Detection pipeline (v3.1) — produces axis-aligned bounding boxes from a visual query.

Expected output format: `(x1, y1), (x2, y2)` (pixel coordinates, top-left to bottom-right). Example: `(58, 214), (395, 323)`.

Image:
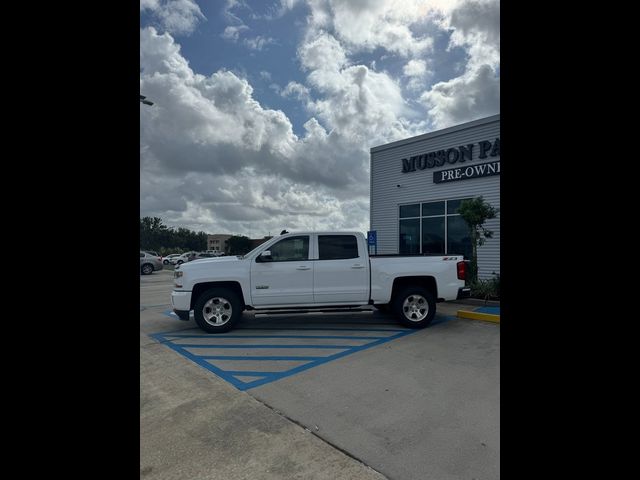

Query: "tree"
(227, 235), (252, 255)
(140, 217), (207, 252)
(140, 216), (169, 251)
(458, 197), (499, 283)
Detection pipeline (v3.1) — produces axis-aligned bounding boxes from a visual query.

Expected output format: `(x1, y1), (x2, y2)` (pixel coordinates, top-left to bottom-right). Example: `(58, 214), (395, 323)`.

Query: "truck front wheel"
(392, 287), (436, 328)
(193, 287), (242, 333)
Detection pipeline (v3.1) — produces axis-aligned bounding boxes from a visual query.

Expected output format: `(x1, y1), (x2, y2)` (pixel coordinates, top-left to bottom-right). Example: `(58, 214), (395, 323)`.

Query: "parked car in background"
(163, 254), (181, 265)
(195, 252), (217, 260)
(173, 251), (197, 265)
(204, 250), (225, 256)
(140, 251), (164, 275)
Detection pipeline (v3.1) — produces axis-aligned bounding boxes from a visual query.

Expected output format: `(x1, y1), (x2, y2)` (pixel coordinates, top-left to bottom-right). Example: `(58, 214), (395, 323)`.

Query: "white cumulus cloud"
(242, 35), (277, 51)
(141, 0), (206, 36)
(140, 0), (500, 236)
(304, 0), (443, 57)
(403, 58), (428, 91)
(419, 0), (499, 128)
(221, 25), (249, 42)
(419, 63), (499, 128)
(140, 27), (384, 236)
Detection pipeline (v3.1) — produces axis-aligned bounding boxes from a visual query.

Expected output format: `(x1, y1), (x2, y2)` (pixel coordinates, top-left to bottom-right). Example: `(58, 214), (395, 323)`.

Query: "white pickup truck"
(171, 231), (470, 333)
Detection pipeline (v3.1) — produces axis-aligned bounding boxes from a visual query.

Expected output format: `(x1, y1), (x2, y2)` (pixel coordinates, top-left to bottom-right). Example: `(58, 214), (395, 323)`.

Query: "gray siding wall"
(370, 115), (500, 280)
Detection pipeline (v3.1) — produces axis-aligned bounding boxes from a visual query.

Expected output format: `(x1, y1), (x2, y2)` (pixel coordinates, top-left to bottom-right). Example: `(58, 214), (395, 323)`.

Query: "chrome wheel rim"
(402, 294), (429, 322)
(142, 265), (152, 274)
(202, 297), (233, 326)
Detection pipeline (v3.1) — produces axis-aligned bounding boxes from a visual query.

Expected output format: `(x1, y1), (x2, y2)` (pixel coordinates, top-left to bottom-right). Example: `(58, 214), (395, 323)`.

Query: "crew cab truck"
(171, 231), (469, 333)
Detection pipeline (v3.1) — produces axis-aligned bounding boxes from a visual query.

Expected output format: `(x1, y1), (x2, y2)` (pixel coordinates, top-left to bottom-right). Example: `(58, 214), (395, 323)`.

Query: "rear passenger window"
(318, 235), (359, 260)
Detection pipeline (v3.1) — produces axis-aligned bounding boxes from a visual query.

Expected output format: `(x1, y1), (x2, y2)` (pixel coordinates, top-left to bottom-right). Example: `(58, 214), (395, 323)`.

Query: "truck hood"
(177, 255), (242, 276)
(175, 255), (248, 290)
(187, 256), (240, 266)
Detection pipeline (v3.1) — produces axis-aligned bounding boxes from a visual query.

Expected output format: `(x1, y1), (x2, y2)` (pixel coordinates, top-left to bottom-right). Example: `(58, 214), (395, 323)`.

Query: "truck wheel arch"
(190, 281), (246, 311)
(391, 276), (438, 301)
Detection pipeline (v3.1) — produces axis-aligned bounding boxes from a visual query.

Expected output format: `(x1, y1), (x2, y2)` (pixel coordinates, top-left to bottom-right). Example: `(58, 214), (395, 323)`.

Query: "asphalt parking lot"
(141, 270), (500, 480)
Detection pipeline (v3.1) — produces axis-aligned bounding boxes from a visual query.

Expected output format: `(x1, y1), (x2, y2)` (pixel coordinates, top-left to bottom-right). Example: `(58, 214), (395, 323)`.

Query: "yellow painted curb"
(457, 310), (500, 323)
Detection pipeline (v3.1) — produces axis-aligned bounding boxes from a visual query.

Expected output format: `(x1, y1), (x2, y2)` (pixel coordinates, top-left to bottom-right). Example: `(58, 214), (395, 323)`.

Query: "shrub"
(469, 273), (500, 302)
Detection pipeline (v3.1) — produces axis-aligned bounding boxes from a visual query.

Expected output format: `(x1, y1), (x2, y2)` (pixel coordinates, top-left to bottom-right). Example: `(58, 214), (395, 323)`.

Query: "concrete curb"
(457, 309), (500, 323)
(451, 298), (500, 307)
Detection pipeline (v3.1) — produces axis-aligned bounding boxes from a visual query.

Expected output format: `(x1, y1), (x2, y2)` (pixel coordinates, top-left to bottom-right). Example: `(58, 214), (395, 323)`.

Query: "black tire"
(374, 304), (390, 313)
(193, 287), (242, 334)
(141, 263), (154, 275)
(391, 286), (436, 328)
(177, 260), (184, 265)
(163, 259), (170, 265)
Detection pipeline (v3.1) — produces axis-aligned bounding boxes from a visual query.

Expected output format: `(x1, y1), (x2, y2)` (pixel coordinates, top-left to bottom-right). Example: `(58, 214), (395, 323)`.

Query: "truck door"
(313, 234), (369, 303)
(250, 235), (313, 306)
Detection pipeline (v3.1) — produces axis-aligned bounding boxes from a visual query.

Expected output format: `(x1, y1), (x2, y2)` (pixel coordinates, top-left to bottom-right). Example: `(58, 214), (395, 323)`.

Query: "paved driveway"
(142, 270), (500, 480)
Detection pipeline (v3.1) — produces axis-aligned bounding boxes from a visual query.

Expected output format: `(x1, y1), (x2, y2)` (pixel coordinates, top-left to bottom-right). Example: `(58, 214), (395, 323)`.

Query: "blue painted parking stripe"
(157, 316), (407, 337)
(152, 337), (250, 389)
(475, 306), (500, 315)
(430, 315), (456, 326)
(178, 344), (354, 349)
(221, 370), (292, 376)
(166, 334), (388, 340)
(234, 330), (417, 390)
(198, 356), (324, 361)
(150, 326), (420, 391)
(239, 327), (407, 332)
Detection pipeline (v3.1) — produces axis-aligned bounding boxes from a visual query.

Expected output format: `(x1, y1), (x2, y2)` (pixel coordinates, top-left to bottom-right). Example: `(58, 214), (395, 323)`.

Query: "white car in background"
(172, 252), (197, 265)
(163, 254), (181, 265)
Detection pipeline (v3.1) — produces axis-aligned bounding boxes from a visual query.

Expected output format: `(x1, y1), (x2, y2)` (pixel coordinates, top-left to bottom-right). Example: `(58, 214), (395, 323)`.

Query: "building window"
(399, 199), (472, 259)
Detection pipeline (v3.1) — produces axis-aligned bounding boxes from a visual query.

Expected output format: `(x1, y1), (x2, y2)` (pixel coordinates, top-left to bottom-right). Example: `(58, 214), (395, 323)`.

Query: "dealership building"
(370, 114), (500, 279)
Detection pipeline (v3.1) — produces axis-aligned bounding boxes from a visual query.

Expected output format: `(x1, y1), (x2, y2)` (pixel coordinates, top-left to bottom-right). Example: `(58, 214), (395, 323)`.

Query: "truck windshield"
(240, 242), (271, 259)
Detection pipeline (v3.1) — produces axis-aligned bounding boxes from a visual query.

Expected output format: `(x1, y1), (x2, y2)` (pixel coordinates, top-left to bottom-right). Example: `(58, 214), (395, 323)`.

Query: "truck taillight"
(457, 261), (466, 280)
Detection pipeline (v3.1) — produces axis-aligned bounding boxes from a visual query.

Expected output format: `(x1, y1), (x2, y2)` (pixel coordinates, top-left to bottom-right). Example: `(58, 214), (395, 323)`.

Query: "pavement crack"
(248, 396), (390, 479)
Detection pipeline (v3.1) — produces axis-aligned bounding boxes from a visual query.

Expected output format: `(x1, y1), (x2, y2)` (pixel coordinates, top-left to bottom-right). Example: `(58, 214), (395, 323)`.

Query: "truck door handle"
(351, 264), (364, 269)
(296, 265), (311, 270)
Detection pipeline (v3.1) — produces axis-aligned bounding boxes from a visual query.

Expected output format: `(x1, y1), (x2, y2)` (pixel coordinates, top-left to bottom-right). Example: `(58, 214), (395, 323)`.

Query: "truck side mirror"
(258, 250), (273, 262)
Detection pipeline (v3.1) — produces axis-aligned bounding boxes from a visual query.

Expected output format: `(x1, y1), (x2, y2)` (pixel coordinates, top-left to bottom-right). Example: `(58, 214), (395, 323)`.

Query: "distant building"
(207, 234), (232, 253)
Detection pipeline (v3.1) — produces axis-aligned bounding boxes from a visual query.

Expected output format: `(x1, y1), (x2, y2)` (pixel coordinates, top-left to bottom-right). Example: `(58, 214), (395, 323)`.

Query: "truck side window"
(318, 235), (359, 260)
(269, 236), (309, 261)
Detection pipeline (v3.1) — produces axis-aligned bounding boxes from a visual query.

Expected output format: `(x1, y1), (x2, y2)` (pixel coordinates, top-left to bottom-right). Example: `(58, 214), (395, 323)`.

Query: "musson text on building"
(401, 137), (500, 184)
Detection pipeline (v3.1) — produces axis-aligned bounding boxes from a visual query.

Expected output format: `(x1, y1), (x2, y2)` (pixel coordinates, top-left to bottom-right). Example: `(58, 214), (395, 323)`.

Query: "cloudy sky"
(140, 0), (499, 237)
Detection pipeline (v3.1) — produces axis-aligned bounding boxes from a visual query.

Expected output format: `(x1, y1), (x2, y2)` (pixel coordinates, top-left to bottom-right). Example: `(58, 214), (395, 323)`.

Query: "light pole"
(140, 94), (154, 106)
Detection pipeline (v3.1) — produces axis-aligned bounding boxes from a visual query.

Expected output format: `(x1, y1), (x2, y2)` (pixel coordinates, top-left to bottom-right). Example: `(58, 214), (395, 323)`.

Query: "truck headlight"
(174, 270), (183, 287)
(174, 271), (183, 278)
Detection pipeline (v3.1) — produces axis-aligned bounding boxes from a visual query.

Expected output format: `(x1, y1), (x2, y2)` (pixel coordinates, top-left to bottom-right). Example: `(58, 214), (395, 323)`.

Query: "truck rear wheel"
(193, 287), (242, 334)
(392, 287), (436, 328)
